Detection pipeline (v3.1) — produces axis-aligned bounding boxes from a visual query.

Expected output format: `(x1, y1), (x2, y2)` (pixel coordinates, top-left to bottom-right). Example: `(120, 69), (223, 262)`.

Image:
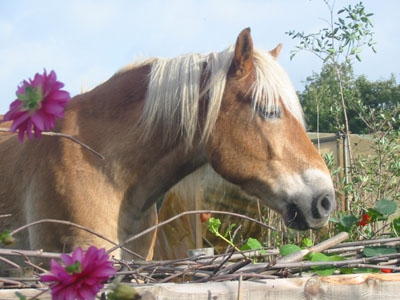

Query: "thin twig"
(40, 131), (105, 160)
(9, 218), (145, 259)
(2, 226), (400, 291)
(225, 259), (252, 275)
(272, 252), (400, 270)
(213, 250), (237, 277)
(0, 277), (26, 287)
(0, 127), (104, 160)
(0, 255), (22, 269)
(24, 287), (51, 300)
(331, 237), (400, 248)
(24, 259), (48, 273)
(0, 248), (61, 260)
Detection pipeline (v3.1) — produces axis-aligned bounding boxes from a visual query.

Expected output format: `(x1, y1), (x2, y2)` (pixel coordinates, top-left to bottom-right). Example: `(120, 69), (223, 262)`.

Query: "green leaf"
(340, 214), (358, 229)
(240, 238), (266, 255)
(108, 283), (140, 300)
(354, 267), (380, 273)
(363, 246), (397, 257)
(0, 230), (15, 246)
(329, 216), (340, 224)
(339, 267), (354, 274)
(328, 48), (336, 54)
(15, 292), (27, 300)
(375, 199), (398, 216)
(301, 238), (313, 248)
(279, 244), (301, 256)
(391, 217), (400, 236)
(366, 208), (384, 222)
(207, 217), (221, 235)
(207, 217), (241, 251)
(224, 223), (236, 239)
(310, 253), (335, 276)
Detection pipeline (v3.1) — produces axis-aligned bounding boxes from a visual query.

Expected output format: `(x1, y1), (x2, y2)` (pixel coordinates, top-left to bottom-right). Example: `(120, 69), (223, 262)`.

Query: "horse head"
(206, 28), (336, 230)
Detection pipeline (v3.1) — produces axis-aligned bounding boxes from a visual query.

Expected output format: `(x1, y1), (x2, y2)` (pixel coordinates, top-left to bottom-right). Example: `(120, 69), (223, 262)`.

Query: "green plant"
(0, 230), (15, 246)
(279, 240), (346, 276)
(207, 217), (265, 254)
(287, 0), (375, 144)
(330, 199), (398, 240)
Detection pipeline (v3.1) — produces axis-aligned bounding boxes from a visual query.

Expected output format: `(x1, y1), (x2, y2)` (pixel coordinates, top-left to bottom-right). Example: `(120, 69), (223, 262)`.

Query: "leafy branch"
(286, 0), (377, 209)
(207, 217), (242, 252)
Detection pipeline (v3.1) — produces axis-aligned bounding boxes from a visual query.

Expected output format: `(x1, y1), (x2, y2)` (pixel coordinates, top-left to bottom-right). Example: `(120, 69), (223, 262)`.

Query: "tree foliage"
(287, 1), (375, 64)
(287, 0), (376, 137)
(299, 63), (356, 132)
(300, 66), (400, 134)
(287, 0), (400, 230)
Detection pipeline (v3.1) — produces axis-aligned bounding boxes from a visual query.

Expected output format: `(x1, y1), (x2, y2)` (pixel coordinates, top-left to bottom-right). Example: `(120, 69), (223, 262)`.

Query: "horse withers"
(0, 28), (335, 263)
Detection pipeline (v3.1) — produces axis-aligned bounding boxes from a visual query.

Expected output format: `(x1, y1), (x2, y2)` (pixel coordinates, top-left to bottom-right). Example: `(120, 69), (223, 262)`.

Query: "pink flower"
(41, 246), (116, 300)
(1, 69), (70, 142)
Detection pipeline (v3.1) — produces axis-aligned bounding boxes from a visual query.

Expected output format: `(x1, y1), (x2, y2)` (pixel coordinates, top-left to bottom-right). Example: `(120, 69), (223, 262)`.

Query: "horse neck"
(58, 66), (208, 212)
(123, 142), (208, 213)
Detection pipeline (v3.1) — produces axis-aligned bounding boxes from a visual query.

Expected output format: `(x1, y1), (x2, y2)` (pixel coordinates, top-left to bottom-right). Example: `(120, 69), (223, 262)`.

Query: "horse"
(0, 28), (335, 263)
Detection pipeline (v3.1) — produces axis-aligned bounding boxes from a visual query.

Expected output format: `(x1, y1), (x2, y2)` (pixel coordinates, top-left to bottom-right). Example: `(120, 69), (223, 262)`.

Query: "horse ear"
(230, 28), (254, 77)
(270, 43), (283, 59)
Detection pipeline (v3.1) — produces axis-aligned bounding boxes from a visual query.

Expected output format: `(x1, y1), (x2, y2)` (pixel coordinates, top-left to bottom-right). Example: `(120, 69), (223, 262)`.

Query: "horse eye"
(257, 106), (281, 119)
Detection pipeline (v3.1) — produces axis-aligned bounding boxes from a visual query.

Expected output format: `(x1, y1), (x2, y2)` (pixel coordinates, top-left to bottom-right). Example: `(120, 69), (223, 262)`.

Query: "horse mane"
(136, 46), (304, 147)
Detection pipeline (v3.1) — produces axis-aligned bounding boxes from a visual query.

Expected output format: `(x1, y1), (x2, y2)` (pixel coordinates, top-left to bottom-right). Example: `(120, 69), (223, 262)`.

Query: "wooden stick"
(274, 232), (349, 264)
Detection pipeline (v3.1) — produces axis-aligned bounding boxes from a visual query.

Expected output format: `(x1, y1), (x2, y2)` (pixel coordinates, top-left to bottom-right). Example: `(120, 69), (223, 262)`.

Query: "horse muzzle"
(283, 191), (336, 230)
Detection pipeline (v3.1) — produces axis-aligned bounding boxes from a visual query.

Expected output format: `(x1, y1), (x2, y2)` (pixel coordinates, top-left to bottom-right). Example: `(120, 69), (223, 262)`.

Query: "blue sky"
(0, 0), (399, 113)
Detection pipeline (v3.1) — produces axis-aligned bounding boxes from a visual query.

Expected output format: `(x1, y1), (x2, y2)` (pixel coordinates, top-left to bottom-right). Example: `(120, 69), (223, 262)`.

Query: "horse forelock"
(137, 45), (304, 148)
(251, 48), (305, 128)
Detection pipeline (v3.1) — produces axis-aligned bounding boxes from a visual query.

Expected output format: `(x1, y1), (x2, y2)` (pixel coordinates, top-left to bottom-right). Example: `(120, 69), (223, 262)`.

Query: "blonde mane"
(137, 46), (304, 147)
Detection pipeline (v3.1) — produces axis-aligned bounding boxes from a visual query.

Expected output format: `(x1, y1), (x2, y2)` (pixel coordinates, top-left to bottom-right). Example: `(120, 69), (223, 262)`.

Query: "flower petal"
(43, 102), (65, 116)
(41, 246), (114, 300)
(30, 112), (46, 131)
(5, 70), (71, 142)
(9, 112), (30, 133)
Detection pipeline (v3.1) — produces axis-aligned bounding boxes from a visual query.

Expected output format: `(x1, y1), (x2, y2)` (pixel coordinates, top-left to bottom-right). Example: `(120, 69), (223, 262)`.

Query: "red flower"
(381, 268), (392, 273)
(358, 213), (371, 226)
(41, 246), (116, 300)
(1, 69), (70, 142)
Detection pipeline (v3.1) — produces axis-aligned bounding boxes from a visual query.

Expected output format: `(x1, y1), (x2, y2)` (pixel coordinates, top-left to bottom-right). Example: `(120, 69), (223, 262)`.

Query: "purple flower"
(41, 246), (116, 300)
(1, 69), (70, 142)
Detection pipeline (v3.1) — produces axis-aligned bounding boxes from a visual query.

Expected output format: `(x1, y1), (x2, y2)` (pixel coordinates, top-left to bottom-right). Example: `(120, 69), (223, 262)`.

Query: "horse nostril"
(321, 196), (331, 212)
(311, 195), (332, 219)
